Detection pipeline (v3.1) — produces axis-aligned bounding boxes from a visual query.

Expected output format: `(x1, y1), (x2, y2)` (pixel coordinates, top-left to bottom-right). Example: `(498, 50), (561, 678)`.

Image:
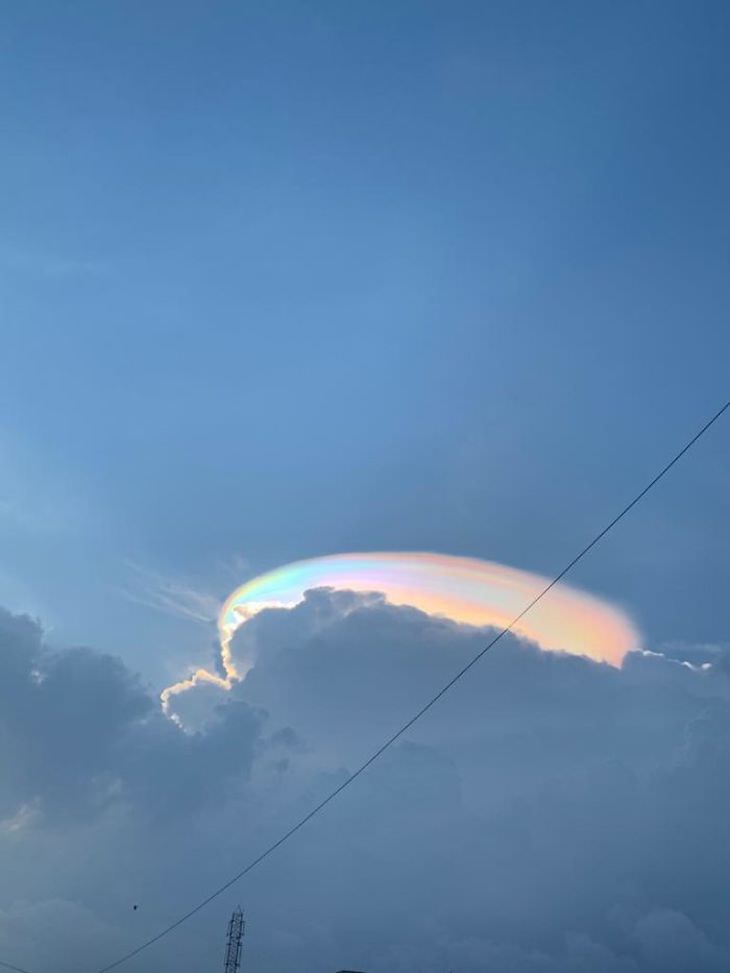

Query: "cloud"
(119, 562), (222, 626)
(1, 594), (730, 973)
(161, 552), (640, 720)
(0, 899), (125, 973)
(0, 607), (264, 826)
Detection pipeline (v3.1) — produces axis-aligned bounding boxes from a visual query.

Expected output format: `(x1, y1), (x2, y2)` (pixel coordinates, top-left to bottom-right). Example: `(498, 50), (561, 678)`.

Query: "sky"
(0, 2), (729, 972)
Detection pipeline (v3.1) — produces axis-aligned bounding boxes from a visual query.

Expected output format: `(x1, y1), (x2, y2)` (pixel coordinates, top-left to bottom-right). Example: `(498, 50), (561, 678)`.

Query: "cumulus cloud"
(0, 606), (264, 826)
(1, 594), (730, 973)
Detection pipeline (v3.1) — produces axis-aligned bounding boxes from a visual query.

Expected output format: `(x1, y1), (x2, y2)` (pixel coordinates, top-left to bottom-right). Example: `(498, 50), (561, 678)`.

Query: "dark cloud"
(1, 594), (730, 973)
(0, 607), (265, 826)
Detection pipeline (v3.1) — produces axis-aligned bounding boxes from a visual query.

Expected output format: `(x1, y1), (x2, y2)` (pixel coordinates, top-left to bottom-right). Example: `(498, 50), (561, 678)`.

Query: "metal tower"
(223, 908), (245, 973)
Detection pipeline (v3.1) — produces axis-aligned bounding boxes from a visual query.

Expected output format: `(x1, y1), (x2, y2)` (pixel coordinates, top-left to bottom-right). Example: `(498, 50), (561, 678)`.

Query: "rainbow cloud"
(160, 552), (639, 712)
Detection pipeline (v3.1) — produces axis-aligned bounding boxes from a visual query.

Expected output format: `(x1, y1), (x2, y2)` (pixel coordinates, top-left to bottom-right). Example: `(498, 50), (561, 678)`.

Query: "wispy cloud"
(0, 801), (39, 835)
(118, 562), (221, 625)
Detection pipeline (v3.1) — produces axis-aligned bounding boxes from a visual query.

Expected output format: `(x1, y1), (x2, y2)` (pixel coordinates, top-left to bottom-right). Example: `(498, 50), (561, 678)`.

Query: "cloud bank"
(1, 594), (729, 973)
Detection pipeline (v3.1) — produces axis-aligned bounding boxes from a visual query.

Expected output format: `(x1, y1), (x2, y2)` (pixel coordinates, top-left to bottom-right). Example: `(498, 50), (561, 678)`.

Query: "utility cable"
(95, 397), (729, 972)
(2, 399), (728, 973)
(0, 959), (35, 973)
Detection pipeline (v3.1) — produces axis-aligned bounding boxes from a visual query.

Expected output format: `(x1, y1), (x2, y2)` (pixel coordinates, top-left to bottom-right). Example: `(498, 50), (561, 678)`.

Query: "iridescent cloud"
(161, 552), (639, 713)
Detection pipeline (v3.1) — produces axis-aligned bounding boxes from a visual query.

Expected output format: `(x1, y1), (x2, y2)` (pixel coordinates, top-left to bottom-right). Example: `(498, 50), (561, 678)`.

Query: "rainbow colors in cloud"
(161, 552), (639, 712)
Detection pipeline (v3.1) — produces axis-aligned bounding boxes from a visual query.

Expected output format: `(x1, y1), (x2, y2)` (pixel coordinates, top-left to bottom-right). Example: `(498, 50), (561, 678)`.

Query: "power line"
(93, 397), (729, 973)
(1, 399), (728, 973)
(0, 960), (35, 973)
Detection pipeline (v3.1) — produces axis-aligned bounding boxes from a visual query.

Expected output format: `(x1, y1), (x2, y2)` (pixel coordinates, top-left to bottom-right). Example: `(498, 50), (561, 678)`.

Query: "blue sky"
(1, 4), (730, 972)
(2, 1), (728, 683)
